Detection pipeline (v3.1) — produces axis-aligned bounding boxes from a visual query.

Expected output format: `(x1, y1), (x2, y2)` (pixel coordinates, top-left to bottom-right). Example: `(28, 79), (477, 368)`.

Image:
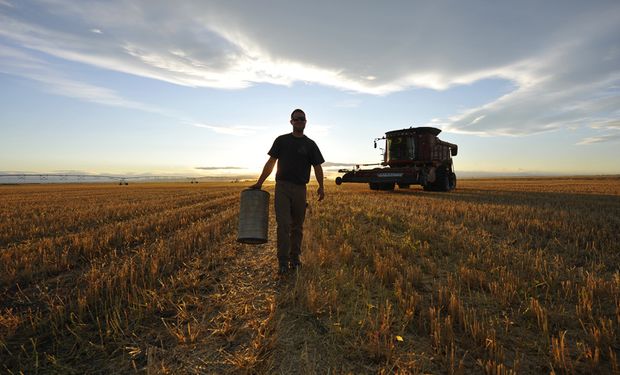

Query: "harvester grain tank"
(335, 127), (458, 191)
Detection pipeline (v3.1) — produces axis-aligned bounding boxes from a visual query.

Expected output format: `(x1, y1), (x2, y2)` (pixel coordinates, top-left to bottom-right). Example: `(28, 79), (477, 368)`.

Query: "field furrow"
(1, 186), (241, 373)
(1, 194), (240, 289)
(281, 179), (620, 373)
(1, 178), (619, 374)
(0, 187), (233, 246)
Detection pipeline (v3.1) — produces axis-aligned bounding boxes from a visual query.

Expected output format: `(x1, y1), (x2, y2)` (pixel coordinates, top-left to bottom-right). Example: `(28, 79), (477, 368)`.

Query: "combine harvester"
(335, 127), (458, 191)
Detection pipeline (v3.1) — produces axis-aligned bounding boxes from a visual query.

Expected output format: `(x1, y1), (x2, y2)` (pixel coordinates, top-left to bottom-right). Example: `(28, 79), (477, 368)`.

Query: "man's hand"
(317, 186), (325, 201)
(313, 164), (325, 201)
(249, 182), (262, 190)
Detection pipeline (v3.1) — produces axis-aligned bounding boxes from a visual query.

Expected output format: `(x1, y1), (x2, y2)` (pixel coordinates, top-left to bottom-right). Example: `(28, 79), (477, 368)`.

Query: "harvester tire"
(335, 177), (343, 185)
(435, 168), (450, 192)
(398, 183), (410, 189)
(449, 173), (457, 190)
(369, 182), (380, 190)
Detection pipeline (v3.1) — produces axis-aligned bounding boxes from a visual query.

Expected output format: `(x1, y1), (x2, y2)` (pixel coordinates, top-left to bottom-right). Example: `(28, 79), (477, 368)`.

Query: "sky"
(1, 0), (619, 179)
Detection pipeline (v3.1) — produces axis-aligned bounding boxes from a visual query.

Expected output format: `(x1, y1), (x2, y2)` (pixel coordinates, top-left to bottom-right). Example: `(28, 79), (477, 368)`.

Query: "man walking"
(250, 109), (325, 275)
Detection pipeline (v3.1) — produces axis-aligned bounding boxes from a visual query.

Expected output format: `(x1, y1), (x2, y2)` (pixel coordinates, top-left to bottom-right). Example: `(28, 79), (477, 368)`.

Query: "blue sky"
(1, 0), (619, 178)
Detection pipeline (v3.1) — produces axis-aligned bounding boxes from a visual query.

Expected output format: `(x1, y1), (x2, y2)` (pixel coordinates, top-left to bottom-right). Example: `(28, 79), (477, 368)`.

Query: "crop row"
(1, 193), (239, 288)
(1, 184), (241, 372)
(0, 185), (234, 246)
(291, 182), (620, 373)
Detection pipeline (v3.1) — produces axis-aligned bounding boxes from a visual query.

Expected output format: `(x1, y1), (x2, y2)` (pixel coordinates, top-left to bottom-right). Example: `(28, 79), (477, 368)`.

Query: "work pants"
(274, 181), (307, 266)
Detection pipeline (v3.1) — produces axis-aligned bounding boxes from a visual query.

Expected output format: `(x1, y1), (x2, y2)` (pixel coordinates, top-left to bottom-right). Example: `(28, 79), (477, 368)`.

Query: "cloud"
(0, 0), (618, 137)
(590, 119), (620, 130)
(322, 162), (357, 167)
(41, 75), (161, 112)
(321, 161), (385, 172)
(438, 38), (620, 136)
(577, 134), (620, 145)
(0, 44), (263, 136)
(0, 44), (167, 114)
(189, 122), (263, 136)
(195, 166), (245, 170)
(305, 124), (331, 138)
(321, 162), (368, 169)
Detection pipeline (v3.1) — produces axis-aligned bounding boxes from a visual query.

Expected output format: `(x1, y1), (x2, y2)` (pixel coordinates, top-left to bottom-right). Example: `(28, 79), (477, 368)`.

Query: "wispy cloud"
(41, 75), (162, 112)
(195, 166), (245, 170)
(0, 44), (267, 137)
(0, 0), (618, 138)
(305, 124), (331, 138)
(577, 134), (620, 145)
(322, 162), (357, 167)
(0, 44), (166, 114)
(590, 119), (620, 130)
(321, 161), (367, 170)
(189, 122), (263, 136)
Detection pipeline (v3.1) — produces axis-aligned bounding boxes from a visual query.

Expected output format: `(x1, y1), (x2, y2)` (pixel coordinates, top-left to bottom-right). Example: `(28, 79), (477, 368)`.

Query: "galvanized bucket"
(237, 188), (270, 244)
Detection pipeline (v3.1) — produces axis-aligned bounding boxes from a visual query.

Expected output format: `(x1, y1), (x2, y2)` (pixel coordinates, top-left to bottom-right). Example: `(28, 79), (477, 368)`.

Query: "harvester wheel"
(398, 183), (410, 189)
(369, 182), (380, 190)
(335, 177), (343, 185)
(435, 168), (450, 192)
(380, 182), (395, 191)
(449, 173), (457, 190)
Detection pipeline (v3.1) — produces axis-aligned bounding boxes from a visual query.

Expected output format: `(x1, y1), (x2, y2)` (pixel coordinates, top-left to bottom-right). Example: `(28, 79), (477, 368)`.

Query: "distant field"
(1, 177), (619, 373)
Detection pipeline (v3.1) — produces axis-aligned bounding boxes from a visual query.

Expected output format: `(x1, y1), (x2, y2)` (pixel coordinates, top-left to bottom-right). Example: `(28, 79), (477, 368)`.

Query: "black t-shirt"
(268, 133), (325, 185)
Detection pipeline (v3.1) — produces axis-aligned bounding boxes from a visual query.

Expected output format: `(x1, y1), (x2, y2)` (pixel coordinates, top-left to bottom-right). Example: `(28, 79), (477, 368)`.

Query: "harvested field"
(1, 177), (619, 373)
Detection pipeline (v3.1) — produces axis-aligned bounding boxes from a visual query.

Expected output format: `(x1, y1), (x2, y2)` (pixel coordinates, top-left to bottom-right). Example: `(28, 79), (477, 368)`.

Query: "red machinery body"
(335, 127), (458, 191)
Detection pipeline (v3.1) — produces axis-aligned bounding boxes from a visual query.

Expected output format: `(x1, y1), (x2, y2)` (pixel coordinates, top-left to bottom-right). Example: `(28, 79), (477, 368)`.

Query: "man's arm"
(313, 164), (325, 201)
(250, 157), (277, 189)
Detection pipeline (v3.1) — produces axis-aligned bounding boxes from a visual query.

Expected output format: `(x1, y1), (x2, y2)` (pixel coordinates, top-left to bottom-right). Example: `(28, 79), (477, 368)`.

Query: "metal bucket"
(237, 188), (270, 244)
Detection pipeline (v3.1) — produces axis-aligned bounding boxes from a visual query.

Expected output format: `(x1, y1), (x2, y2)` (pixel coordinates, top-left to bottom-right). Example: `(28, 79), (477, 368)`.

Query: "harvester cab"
(335, 127), (458, 191)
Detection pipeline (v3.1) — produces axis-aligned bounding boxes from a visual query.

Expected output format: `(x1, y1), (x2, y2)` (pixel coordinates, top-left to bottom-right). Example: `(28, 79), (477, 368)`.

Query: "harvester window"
(387, 136), (415, 161)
